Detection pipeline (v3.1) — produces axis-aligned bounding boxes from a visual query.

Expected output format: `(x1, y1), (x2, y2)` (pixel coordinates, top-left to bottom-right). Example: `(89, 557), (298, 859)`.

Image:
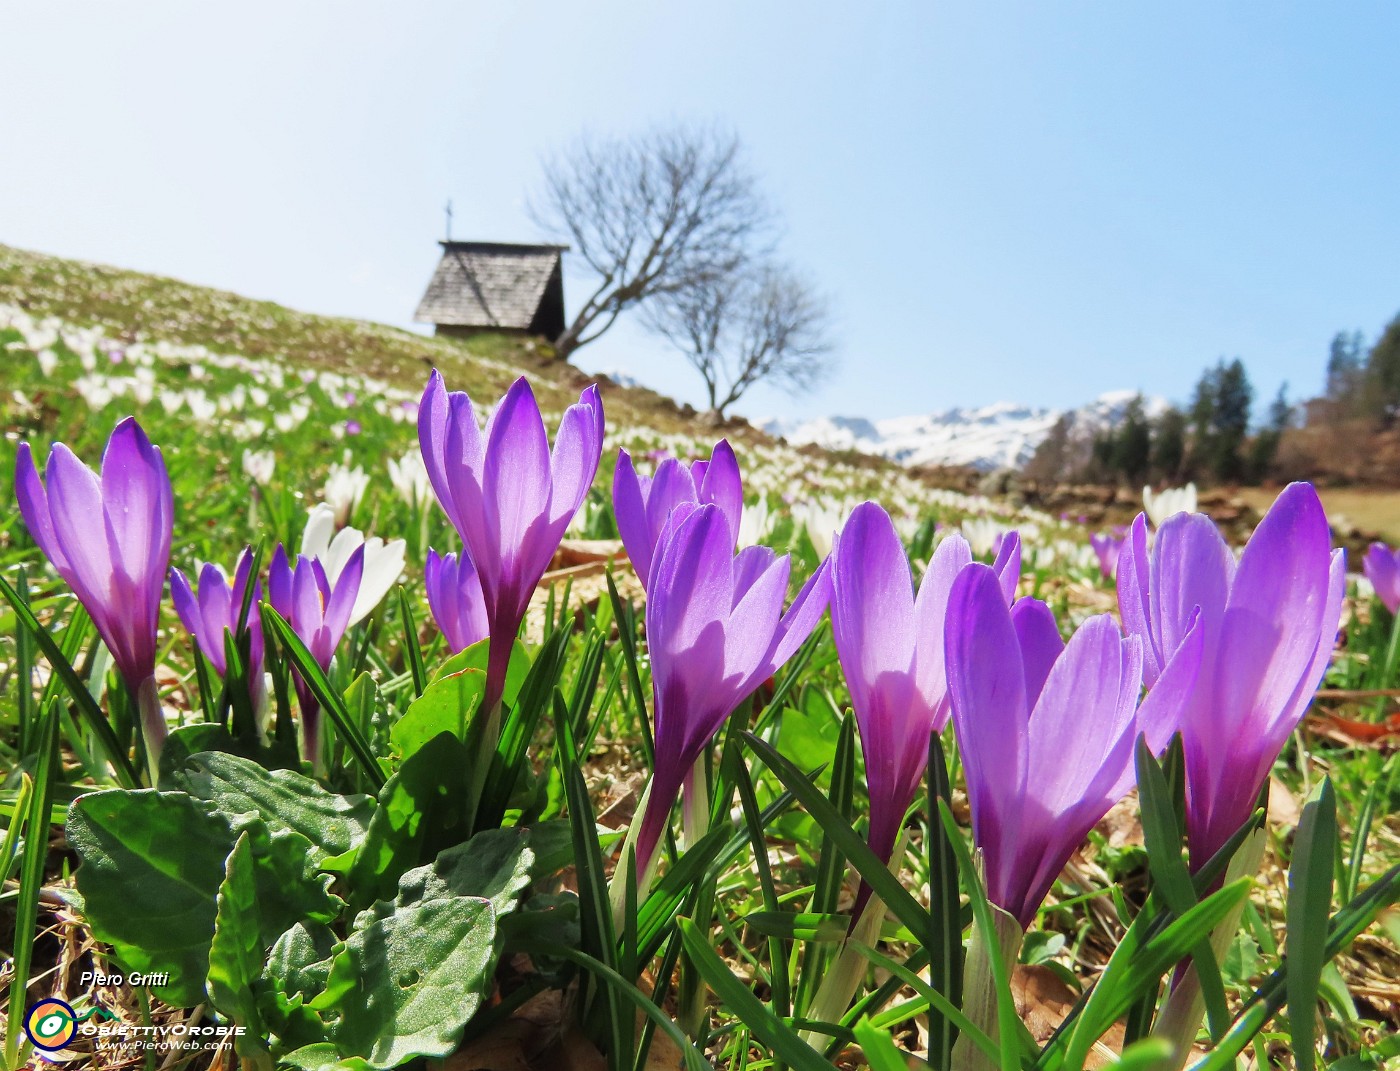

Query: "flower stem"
(1153, 827), (1268, 1069)
(951, 903), (1023, 1071)
(134, 675), (166, 780)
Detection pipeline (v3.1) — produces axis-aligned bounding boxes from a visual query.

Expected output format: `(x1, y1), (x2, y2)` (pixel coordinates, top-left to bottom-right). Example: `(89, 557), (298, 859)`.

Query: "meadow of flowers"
(2, 300), (1399, 1071)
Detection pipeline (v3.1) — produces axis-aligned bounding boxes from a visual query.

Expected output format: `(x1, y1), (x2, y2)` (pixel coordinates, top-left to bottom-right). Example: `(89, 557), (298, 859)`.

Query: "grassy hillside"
(0, 241), (705, 432)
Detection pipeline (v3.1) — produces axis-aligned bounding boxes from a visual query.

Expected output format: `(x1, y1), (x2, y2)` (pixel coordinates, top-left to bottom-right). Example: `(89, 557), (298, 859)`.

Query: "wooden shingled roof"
(414, 241), (568, 332)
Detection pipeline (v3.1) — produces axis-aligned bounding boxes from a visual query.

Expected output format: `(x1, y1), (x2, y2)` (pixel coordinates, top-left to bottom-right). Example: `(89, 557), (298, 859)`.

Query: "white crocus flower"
(243, 449), (276, 485)
(959, 516), (1004, 557)
(322, 460), (369, 526)
(1142, 483), (1198, 527)
(738, 500), (774, 547)
(386, 450), (432, 507)
(300, 504), (406, 627)
(791, 500), (845, 558)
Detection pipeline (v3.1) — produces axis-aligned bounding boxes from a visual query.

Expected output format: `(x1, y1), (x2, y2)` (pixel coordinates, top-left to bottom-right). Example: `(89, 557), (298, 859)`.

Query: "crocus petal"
(100, 417), (171, 599)
(992, 531), (1022, 602)
(1364, 543), (1400, 615)
(946, 564), (1028, 908)
(301, 503), (338, 561)
(907, 532), (972, 725)
(646, 460), (699, 551)
(548, 385), (605, 527)
(1026, 615), (1142, 817)
(15, 442), (69, 573)
(1149, 512), (1234, 670)
(1137, 606), (1204, 755)
(1116, 514), (1158, 683)
(700, 439), (743, 541)
(418, 370), (470, 534)
(482, 379), (552, 560)
(766, 555), (833, 672)
(830, 503), (915, 720)
(45, 445), (120, 635)
(613, 450), (654, 580)
(170, 567), (201, 640)
(1011, 598), (1064, 711)
(323, 543), (366, 644)
(347, 537), (406, 627)
(268, 546), (293, 620)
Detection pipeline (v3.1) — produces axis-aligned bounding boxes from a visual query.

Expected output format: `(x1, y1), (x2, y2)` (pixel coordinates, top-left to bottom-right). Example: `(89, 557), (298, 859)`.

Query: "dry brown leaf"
(534, 1026), (608, 1071)
(1097, 794), (1144, 849)
(1267, 775), (1302, 829)
(1011, 965), (1124, 1069)
(431, 1019), (531, 1071)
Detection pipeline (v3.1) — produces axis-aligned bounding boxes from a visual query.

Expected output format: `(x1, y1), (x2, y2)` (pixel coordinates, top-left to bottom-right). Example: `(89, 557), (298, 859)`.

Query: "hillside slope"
(0, 242), (699, 436)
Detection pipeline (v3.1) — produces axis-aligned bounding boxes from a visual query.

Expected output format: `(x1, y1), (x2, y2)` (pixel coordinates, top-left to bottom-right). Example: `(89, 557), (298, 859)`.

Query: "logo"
(24, 999), (77, 1052)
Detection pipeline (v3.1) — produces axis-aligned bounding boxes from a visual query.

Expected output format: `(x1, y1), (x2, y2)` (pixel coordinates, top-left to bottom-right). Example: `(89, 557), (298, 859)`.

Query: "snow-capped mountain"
(761, 390), (1167, 472)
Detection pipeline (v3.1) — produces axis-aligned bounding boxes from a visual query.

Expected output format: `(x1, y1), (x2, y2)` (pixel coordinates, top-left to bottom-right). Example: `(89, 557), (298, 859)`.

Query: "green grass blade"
(0, 572), (138, 787)
(1135, 737), (1230, 1039)
(925, 731), (963, 1071)
(1286, 778), (1336, 1071)
(678, 917), (837, 1071)
(851, 1020), (914, 1071)
(4, 704), (60, 1067)
(261, 605), (385, 789)
(397, 586), (428, 699)
(518, 937), (711, 1071)
(744, 732), (935, 944)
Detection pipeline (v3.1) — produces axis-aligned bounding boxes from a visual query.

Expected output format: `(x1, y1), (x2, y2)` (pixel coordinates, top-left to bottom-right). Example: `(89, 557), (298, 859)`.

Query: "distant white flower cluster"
(1143, 483), (1198, 527)
(0, 304), (419, 444)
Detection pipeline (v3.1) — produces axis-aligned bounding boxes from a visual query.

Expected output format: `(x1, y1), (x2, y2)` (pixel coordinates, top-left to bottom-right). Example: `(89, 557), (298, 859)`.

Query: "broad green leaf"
(430, 636), (530, 703)
(776, 689), (842, 777)
(69, 787), (340, 1004)
(206, 832), (270, 1065)
(279, 1043), (375, 1071)
(313, 895), (498, 1068)
(165, 750), (373, 859)
(346, 731), (472, 908)
(226, 812), (341, 944)
(388, 669), (486, 760)
(262, 921), (337, 1049)
(1287, 778), (1336, 1071)
(393, 826), (534, 917)
(67, 789), (232, 1005)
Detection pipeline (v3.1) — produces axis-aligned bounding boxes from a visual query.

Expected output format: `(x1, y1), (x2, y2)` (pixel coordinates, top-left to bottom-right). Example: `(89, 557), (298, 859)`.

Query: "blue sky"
(2, 3), (1398, 422)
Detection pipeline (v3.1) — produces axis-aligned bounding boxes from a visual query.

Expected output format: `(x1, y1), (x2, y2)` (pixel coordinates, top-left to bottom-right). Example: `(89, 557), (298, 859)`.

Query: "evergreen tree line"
(1027, 358), (1291, 487)
(1319, 314), (1400, 423)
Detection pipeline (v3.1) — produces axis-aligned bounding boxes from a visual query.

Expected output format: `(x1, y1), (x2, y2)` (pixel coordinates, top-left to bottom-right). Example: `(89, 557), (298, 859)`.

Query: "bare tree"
(645, 262), (834, 420)
(529, 123), (771, 360)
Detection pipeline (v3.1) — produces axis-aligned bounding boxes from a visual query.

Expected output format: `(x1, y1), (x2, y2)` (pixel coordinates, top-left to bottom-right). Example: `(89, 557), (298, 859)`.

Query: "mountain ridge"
(762, 390), (1168, 472)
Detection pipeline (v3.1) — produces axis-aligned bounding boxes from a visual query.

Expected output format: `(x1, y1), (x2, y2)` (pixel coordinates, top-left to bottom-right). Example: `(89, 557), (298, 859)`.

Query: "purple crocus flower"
(635, 503), (831, 878)
(946, 565), (1200, 928)
(16, 417), (173, 766)
(830, 502), (1021, 874)
(424, 548), (489, 653)
(1363, 542), (1400, 615)
(1090, 531), (1124, 580)
(612, 440), (743, 587)
(268, 543), (364, 763)
(1118, 483), (1345, 868)
(170, 546), (264, 688)
(418, 371), (604, 713)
